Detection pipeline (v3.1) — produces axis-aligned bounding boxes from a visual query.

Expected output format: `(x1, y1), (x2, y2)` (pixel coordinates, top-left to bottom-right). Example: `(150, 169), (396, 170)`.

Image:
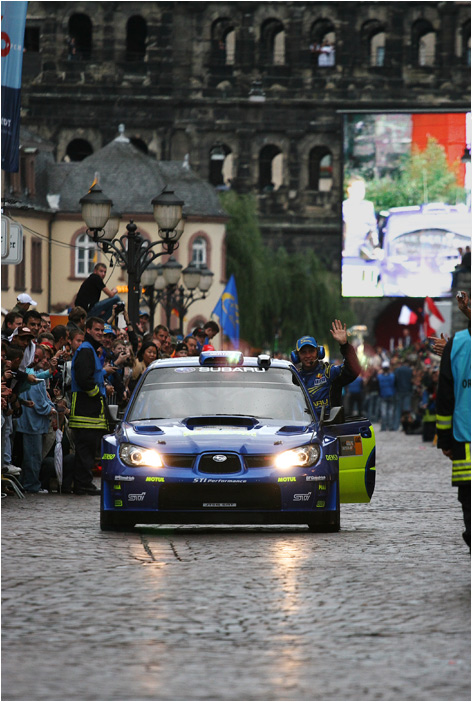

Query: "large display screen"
(342, 112), (471, 298)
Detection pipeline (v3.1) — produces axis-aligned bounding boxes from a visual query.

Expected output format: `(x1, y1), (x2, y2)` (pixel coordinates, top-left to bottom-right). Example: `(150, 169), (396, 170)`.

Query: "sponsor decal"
(114, 499), (123, 507)
(316, 500), (326, 508)
(102, 453), (116, 460)
(278, 476), (296, 482)
(199, 367), (267, 373)
(318, 484), (327, 491)
(145, 476), (165, 482)
(113, 484), (122, 490)
(325, 455), (338, 461)
(339, 435), (363, 456)
(203, 502), (237, 507)
(306, 475), (327, 481)
(114, 475), (135, 481)
(174, 367), (196, 373)
(193, 478), (247, 483)
(212, 455), (227, 462)
(128, 492), (146, 502)
(294, 492), (312, 502)
(184, 428), (257, 436)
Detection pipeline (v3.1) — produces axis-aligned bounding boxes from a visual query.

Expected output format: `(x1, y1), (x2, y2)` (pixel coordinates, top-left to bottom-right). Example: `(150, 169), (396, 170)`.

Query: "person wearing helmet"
(292, 319), (361, 418)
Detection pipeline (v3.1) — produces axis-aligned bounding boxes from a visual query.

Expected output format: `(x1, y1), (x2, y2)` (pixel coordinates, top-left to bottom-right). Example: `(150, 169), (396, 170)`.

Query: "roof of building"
(54, 137), (227, 219)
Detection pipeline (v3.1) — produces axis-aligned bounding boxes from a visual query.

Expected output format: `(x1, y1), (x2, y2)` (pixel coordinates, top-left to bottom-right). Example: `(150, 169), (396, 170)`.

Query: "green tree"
(360, 137), (466, 211)
(219, 191), (354, 353)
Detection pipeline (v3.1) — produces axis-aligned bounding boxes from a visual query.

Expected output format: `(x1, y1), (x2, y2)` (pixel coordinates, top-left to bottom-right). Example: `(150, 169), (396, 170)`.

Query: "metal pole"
(126, 221), (140, 328)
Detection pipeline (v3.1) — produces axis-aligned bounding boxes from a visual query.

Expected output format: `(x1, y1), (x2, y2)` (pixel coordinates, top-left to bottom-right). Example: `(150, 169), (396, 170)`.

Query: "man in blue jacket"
(293, 319), (361, 418)
(17, 377), (55, 494)
(377, 360), (396, 431)
(69, 317), (108, 495)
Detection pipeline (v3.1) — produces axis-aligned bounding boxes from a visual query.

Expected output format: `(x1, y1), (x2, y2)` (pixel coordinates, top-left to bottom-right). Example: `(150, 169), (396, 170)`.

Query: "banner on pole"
(212, 274), (240, 349)
(1, 2), (28, 172)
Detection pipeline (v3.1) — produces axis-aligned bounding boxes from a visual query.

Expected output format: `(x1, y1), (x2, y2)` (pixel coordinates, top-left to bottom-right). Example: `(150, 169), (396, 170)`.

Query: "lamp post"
(79, 184), (184, 326)
(141, 256), (214, 334)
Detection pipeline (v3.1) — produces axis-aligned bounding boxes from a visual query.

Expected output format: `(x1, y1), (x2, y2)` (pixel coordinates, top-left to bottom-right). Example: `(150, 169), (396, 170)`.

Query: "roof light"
(257, 354), (271, 369)
(199, 350), (244, 367)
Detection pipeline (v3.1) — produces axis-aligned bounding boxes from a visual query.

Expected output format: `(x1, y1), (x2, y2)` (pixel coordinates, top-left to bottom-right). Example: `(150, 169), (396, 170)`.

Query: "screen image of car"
(100, 351), (376, 532)
(342, 112), (471, 298)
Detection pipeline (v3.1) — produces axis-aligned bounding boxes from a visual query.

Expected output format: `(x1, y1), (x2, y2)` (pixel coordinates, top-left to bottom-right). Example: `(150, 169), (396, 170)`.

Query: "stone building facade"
(19, 1), (470, 265)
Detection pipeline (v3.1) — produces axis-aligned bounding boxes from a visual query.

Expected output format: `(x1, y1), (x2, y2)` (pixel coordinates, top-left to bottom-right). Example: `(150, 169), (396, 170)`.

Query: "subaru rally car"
(100, 350), (376, 531)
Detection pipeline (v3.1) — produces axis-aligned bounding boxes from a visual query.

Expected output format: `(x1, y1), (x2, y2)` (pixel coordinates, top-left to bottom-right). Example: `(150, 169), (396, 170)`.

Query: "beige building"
(2, 128), (228, 338)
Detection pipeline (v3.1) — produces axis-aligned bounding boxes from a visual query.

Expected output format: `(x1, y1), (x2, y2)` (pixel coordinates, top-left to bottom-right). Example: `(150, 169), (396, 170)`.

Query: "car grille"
(159, 484), (281, 510)
(163, 454), (195, 468)
(198, 453), (242, 474)
(244, 455), (274, 468)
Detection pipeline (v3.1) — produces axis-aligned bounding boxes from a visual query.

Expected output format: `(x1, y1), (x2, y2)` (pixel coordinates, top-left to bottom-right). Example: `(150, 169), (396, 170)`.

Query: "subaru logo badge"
(213, 455), (227, 463)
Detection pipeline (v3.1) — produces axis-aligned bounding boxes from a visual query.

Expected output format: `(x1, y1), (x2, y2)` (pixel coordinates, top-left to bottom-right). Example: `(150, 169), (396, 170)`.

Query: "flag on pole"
(1, 2), (28, 172)
(398, 305), (418, 326)
(424, 296), (445, 337)
(212, 274), (239, 348)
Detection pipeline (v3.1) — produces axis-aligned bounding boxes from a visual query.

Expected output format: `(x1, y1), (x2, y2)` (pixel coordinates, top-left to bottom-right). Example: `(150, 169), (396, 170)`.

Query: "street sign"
(2, 221), (23, 265)
(1, 215), (11, 258)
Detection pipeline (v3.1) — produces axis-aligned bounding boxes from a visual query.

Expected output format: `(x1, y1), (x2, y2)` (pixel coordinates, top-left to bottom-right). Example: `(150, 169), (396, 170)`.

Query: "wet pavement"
(2, 428), (470, 701)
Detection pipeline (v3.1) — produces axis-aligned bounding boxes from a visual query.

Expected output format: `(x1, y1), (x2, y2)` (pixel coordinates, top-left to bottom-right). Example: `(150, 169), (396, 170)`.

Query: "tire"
(100, 510), (136, 531)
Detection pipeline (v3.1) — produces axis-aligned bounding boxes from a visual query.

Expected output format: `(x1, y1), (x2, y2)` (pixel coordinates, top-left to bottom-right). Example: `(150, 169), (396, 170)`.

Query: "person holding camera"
(74, 262), (122, 322)
(291, 319), (361, 419)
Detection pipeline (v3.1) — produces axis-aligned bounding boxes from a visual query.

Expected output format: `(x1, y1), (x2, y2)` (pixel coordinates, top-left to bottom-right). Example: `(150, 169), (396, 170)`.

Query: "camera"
(115, 302), (125, 314)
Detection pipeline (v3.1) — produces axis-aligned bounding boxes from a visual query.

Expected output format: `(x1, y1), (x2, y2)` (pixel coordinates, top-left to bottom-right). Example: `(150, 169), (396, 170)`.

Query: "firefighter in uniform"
(292, 319), (361, 418)
(435, 297), (471, 549)
(69, 316), (108, 495)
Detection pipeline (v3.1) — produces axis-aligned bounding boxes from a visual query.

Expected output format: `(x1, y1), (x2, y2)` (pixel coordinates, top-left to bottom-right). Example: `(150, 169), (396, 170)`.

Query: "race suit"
(298, 342), (361, 417)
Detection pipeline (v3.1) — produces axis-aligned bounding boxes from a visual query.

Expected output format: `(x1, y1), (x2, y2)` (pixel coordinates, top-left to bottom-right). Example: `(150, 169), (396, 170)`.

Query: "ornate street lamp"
(140, 256), (214, 335)
(79, 184), (184, 326)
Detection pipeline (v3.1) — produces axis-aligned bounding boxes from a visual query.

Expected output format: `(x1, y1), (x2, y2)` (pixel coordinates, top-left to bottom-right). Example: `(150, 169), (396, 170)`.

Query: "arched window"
(308, 147), (333, 191)
(65, 139), (93, 162)
(130, 137), (148, 154)
(259, 145), (283, 192)
(459, 21), (471, 66)
(211, 19), (235, 66)
(192, 237), (207, 266)
(75, 232), (98, 278)
(412, 20), (436, 66)
(126, 15), (147, 61)
(370, 32), (386, 67)
(310, 19), (336, 66)
(209, 143), (232, 187)
(261, 19), (285, 65)
(68, 14), (92, 60)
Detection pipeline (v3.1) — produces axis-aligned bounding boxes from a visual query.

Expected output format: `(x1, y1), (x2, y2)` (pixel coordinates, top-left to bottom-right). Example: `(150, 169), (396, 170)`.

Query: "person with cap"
(68, 316), (108, 495)
(10, 293), (38, 318)
(137, 310), (150, 335)
(9, 326), (37, 372)
(377, 360), (396, 431)
(435, 290), (471, 550)
(292, 319), (361, 419)
(74, 262), (122, 322)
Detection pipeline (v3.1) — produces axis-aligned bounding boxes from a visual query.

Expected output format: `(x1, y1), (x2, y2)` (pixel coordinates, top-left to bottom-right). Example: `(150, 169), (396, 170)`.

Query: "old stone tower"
(18, 0), (471, 273)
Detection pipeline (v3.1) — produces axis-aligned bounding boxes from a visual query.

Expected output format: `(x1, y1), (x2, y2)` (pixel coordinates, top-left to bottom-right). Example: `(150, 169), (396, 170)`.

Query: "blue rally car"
(100, 351), (376, 531)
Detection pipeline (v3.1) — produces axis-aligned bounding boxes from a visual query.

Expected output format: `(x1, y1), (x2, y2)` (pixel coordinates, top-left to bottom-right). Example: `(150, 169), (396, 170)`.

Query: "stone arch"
(258, 144), (283, 191)
(412, 19), (436, 66)
(65, 138), (94, 162)
(209, 143), (232, 187)
(309, 18), (336, 66)
(361, 20), (386, 66)
(126, 15), (147, 61)
(68, 13), (92, 60)
(211, 18), (236, 66)
(260, 18), (285, 65)
(308, 146), (333, 192)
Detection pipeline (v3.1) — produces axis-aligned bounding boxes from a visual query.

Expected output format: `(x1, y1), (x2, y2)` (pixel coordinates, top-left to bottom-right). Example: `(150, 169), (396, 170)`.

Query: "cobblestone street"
(2, 429), (470, 702)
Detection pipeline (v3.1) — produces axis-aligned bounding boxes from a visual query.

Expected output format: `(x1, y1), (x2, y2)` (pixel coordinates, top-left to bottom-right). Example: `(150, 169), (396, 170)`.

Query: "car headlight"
(275, 445), (320, 470)
(119, 443), (163, 468)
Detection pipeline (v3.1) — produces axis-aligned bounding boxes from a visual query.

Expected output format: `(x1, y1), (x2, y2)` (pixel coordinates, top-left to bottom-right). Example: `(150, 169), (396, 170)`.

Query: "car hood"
(117, 416), (317, 454)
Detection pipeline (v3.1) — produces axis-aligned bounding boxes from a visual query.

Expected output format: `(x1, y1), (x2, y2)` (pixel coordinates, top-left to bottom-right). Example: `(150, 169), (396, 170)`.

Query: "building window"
(126, 15), (147, 61)
(192, 237), (207, 266)
(259, 145), (283, 192)
(68, 13), (92, 60)
(75, 232), (98, 278)
(209, 143), (232, 188)
(14, 255), (26, 292)
(211, 19), (235, 66)
(308, 147), (333, 191)
(24, 26), (40, 53)
(1, 265), (9, 291)
(31, 239), (42, 292)
(412, 20), (436, 66)
(65, 139), (93, 162)
(310, 20), (336, 67)
(261, 19), (285, 65)
(370, 32), (385, 66)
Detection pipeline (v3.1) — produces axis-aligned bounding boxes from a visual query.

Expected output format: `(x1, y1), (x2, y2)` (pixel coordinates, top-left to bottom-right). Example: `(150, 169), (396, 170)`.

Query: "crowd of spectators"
(1, 290), (220, 495)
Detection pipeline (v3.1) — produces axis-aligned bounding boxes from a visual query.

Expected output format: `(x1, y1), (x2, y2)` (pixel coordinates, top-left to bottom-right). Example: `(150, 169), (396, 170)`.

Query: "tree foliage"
(358, 137), (466, 211)
(219, 191), (354, 354)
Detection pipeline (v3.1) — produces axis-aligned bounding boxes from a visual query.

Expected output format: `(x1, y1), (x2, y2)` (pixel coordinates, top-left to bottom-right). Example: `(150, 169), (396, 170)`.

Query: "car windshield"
(127, 365), (313, 424)
(389, 228), (467, 258)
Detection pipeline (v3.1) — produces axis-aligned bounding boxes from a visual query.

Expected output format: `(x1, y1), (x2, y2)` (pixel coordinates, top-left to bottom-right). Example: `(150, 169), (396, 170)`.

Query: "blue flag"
(212, 275), (239, 349)
(1, 2), (28, 172)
